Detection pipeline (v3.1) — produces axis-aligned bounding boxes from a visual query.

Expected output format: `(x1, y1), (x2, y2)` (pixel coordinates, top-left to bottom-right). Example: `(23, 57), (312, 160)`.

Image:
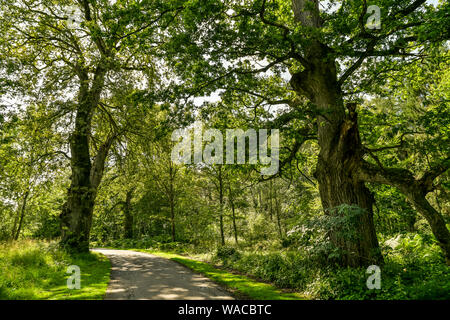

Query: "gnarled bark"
(290, 30), (382, 266)
(60, 131), (115, 252)
(60, 65), (114, 252)
(60, 98), (95, 252)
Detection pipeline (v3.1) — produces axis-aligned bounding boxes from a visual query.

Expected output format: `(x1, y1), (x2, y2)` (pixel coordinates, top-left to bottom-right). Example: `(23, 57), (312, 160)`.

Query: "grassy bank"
(0, 240), (110, 300)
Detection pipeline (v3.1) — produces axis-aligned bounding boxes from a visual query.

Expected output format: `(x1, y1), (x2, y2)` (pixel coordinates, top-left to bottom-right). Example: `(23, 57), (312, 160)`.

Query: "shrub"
(286, 204), (369, 266)
(208, 237), (450, 300)
(309, 260), (450, 300)
(214, 246), (241, 263)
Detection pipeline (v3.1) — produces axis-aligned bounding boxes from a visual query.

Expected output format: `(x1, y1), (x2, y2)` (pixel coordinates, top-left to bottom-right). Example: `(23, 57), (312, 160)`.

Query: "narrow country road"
(93, 249), (234, 300)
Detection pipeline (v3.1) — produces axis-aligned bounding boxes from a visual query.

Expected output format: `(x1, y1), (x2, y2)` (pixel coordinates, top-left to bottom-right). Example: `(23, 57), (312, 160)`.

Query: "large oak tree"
(164, 0), (450, 266)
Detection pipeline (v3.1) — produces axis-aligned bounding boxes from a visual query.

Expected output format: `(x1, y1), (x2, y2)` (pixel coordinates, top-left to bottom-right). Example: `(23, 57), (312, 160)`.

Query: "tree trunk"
(170, 194), (176, 242)
(358, 161), (450, 265)
(268, 180), (273, 221)
(290, 45), (382, 266)
(11, 194), (20, 240)
(258, 189), (262, 214)
(60, 67), (109, 252)
(60, 107), (95, 252)
(273, 187), (283, 239)
(218, 166), (225, 246)
(405, 210), (416, 233)
(124, 189), (134, 239)
(229, 186), (238, 245)
(168, 164), (176, 242)
(13, 191), (29, 240)
(405, 190), (450, 265)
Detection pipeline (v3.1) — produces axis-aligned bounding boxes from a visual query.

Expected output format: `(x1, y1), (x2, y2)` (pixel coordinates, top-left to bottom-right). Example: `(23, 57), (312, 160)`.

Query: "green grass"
(0, 240), (110, 300)
(132, 249), (305, 300)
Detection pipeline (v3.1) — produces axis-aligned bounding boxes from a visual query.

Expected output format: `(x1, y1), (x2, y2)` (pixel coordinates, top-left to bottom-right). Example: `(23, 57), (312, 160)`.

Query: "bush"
(286, 204), (369, 266)
(208, 235), (450, 300)
(214, 246), (241, 263)
(217, 250), (316, 290)
(306, 233), (449, 300)
(309, 261), (450, 300)
(381, 233), (443, 265)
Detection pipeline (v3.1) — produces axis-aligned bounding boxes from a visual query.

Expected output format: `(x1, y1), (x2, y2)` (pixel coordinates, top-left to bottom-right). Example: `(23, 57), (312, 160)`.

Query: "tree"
(202, 164), (227, 245)
(0, 103), (66, 240)
(165, 0), (450, 266)
(0, 0), (184, 251)
(148, 142), (182, 242)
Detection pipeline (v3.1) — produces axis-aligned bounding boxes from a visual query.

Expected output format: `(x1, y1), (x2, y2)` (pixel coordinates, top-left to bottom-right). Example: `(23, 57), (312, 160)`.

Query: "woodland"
(0, 0), (449, 300)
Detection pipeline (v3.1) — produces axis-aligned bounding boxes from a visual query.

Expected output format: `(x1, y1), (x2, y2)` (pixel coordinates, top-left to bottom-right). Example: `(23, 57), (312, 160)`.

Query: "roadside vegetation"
(102, 236), (450, 300)
(131, 249), (304, 300)
(0, 240), (110, 300)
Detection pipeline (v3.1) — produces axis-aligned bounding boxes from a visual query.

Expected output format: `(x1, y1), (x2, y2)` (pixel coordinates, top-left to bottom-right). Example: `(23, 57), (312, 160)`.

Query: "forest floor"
(94, 249), (234, 300)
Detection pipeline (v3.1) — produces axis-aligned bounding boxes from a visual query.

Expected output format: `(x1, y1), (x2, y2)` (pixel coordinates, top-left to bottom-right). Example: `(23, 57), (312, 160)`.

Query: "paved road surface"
(93, 249), (234, 300)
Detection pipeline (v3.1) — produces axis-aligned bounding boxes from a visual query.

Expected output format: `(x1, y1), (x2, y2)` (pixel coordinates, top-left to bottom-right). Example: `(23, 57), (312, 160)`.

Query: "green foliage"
(203, 237), (449, 300)
(226, 251), (314, 290)
(286, 205), (368, 264)
(214, 246), (242, 263)
(381, 233), (444, 265)
(311, 234), (450, 300)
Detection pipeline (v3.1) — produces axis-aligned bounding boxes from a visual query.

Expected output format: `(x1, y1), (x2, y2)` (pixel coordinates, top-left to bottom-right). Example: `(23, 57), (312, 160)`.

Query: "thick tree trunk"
(60, 67), (109, 252)
(60, 106), (95, 252)
(290, 46), (382, 266)
(316, 159), (382, 266)
(60, 131), (114, 252)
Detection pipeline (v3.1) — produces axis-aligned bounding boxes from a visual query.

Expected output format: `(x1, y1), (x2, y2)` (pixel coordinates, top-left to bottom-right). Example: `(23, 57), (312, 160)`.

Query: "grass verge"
(0, 240), (110, 300)
(131, 248), (305, 300)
